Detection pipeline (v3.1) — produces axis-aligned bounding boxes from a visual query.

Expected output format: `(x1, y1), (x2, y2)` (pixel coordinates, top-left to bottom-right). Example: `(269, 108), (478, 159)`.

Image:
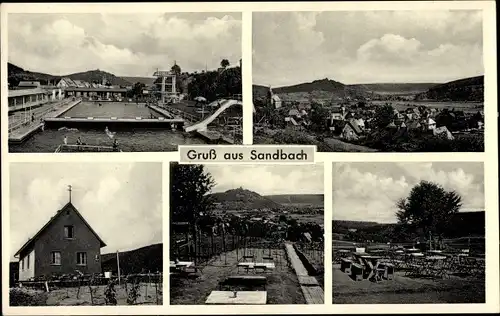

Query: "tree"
(310, 102), (330, 132)
(171, 63), (181, 77)
(170, 163), (215, 264)
(395, 180), (462, 239)
(373, 104), (395, 128)
(220, 59), (230, 69)
(131, 82), (146, 98)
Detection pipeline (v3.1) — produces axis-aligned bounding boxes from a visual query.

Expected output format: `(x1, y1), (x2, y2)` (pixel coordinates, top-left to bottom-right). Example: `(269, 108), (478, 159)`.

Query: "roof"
(14, 202), (106, 257)
(64, 87), (128, 92)
(386, 121), (397, 128)
(18, 81), (41, 87)
(8, 88), (47, 98)
(347, 118), (363, 134)
(59, 77), (77, 87)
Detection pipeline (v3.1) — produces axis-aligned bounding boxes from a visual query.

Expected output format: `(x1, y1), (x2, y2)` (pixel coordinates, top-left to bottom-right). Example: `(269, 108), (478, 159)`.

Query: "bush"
(9, 288), (47, 306)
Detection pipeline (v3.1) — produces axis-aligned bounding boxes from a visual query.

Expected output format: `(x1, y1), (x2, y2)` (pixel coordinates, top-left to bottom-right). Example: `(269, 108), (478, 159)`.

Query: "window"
(21, 259), (24, 270)
(77, 252), (87, 266)
(51, 251), (61, 265)
(64, 226), (74, 239)
(27, 255), (30, 269)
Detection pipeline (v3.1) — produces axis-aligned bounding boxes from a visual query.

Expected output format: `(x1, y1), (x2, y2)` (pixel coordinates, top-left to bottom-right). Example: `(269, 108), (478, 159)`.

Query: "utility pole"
(116, 250), (121, 285)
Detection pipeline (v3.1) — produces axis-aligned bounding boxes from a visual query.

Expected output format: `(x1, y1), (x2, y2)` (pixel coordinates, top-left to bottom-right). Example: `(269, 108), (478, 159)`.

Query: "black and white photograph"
(169, 163), (324, 305)
(9, 162), (163, 306)
(332, 162), (485, 304)
(7, 12), (242, 153)
(252, 11), (485, 152)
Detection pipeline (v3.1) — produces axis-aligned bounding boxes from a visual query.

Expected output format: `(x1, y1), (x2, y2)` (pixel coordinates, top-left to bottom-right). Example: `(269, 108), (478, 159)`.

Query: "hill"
(416, 75), (484, 101)
(119, 76), (156, 86)
(253, 84), (270, 99)
(265, 194), (324, 207)
(254, 78), (370, 102)
(349, 83), (438, 96)
(60, 69), (130, 86)
(274, 78), (346, 94)
(101, 243), (162, 275)
(210, 187), (282, 210)
(8, 62), (130, 87)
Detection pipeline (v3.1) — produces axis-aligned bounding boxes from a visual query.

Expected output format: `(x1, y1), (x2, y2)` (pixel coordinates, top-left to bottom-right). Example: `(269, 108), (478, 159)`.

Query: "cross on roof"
(68, 185), (72, 203)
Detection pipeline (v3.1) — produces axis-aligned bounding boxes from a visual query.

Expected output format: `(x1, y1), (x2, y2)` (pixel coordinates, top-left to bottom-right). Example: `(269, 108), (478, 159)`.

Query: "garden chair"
(350, 263), (364, 281)
(340, 258), (352, 274)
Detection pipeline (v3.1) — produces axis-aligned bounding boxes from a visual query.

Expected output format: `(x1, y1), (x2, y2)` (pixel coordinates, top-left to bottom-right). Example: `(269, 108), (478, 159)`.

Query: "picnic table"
(170, 261), (198, 276)
(170, 261), (194, 268)
(237, 262), (275, 273)
(205, 290), (267, 305)
(352, 252), (383, 281)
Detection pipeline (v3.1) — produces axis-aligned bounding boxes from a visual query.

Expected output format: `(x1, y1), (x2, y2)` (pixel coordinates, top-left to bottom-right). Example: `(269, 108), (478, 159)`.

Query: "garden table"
(205, 290), (267, 305)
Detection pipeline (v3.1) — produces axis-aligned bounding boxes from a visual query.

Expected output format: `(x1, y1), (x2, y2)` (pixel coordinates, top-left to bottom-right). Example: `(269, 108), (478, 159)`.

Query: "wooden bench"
(340, 258), (352, 274)
(351, 263), (364, 281)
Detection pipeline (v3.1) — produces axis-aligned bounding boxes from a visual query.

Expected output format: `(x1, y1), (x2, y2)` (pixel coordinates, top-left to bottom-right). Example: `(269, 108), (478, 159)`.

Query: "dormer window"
(64, 225), (74, 239)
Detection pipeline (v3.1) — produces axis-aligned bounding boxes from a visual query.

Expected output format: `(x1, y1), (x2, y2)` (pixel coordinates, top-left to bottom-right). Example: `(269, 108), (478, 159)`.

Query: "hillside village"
(253, 76), (484, 152)
(173, 188), (324, 244)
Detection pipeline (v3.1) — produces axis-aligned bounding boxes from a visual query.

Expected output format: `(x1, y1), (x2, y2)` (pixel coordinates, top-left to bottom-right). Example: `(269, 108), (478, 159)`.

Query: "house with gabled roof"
(14, 201), (106, 281)
(56, 77), (77, 88)
(341, 119), (363, 141)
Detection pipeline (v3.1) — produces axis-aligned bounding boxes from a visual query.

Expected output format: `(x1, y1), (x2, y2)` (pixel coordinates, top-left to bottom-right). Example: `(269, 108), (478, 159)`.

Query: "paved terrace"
(9, 99), (82, 143)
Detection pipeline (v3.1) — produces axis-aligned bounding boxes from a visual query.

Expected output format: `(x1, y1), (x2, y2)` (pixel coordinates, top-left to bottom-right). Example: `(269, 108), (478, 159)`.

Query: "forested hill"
(416, 75), (484, 101)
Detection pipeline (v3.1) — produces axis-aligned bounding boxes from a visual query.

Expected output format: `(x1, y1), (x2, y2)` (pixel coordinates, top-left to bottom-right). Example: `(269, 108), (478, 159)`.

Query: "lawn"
(170, 247), (306, 305)
(332, 264), (485, 304)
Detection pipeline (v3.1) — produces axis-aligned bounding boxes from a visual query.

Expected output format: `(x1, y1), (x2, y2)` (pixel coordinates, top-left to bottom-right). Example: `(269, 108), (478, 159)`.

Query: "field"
(370, 100), (483, 113)
(170, 247), (306, 305)
(10, 282), (163, 306)
(332, 264), (484, 304)
(289, 213), (324, 225)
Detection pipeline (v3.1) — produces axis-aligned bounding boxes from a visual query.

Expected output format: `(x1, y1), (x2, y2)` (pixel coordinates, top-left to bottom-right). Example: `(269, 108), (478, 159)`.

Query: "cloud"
(253, 10), (483, 86)
(8, 13), (242, 76)
(204, 164), (324, 195)
(333, 162), (484, 223)
(9, 162), (162, 261)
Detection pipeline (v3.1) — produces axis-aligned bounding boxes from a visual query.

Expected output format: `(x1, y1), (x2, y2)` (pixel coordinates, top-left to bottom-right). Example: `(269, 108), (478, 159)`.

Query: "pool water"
(63, 102), (160, 118)
(9, 129), (207, 153)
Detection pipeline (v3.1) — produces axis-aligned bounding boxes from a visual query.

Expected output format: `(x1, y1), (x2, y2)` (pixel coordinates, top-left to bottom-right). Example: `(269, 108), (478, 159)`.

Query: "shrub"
(9, 288), (47, 306)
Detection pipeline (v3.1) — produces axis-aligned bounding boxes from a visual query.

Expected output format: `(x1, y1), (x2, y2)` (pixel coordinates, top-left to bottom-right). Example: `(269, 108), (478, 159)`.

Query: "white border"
(2, 1), (498, 315)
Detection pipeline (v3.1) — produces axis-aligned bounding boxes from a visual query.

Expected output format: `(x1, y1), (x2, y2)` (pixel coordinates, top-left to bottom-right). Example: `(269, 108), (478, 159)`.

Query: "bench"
(351, 263), (364, 281)
(340, 258), (352, 274)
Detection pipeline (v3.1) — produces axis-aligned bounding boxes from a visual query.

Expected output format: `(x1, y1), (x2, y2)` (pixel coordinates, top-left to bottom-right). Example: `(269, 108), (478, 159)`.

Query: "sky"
(253, 10), (484, 87)
(204, 164), (324, 195)
(8, 12), (242, 77)
(9, 162), (162, 261)
(333, 162), (485, 223)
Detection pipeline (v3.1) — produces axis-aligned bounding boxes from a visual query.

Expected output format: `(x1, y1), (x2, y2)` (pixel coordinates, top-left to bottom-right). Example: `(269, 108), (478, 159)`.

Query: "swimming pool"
(9, 129), (206, 153)
(62, 101), (161, 119)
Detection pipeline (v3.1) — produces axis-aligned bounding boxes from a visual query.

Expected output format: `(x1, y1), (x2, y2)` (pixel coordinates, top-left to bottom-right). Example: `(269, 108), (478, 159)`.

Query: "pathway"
(284, 243), (324, 304)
